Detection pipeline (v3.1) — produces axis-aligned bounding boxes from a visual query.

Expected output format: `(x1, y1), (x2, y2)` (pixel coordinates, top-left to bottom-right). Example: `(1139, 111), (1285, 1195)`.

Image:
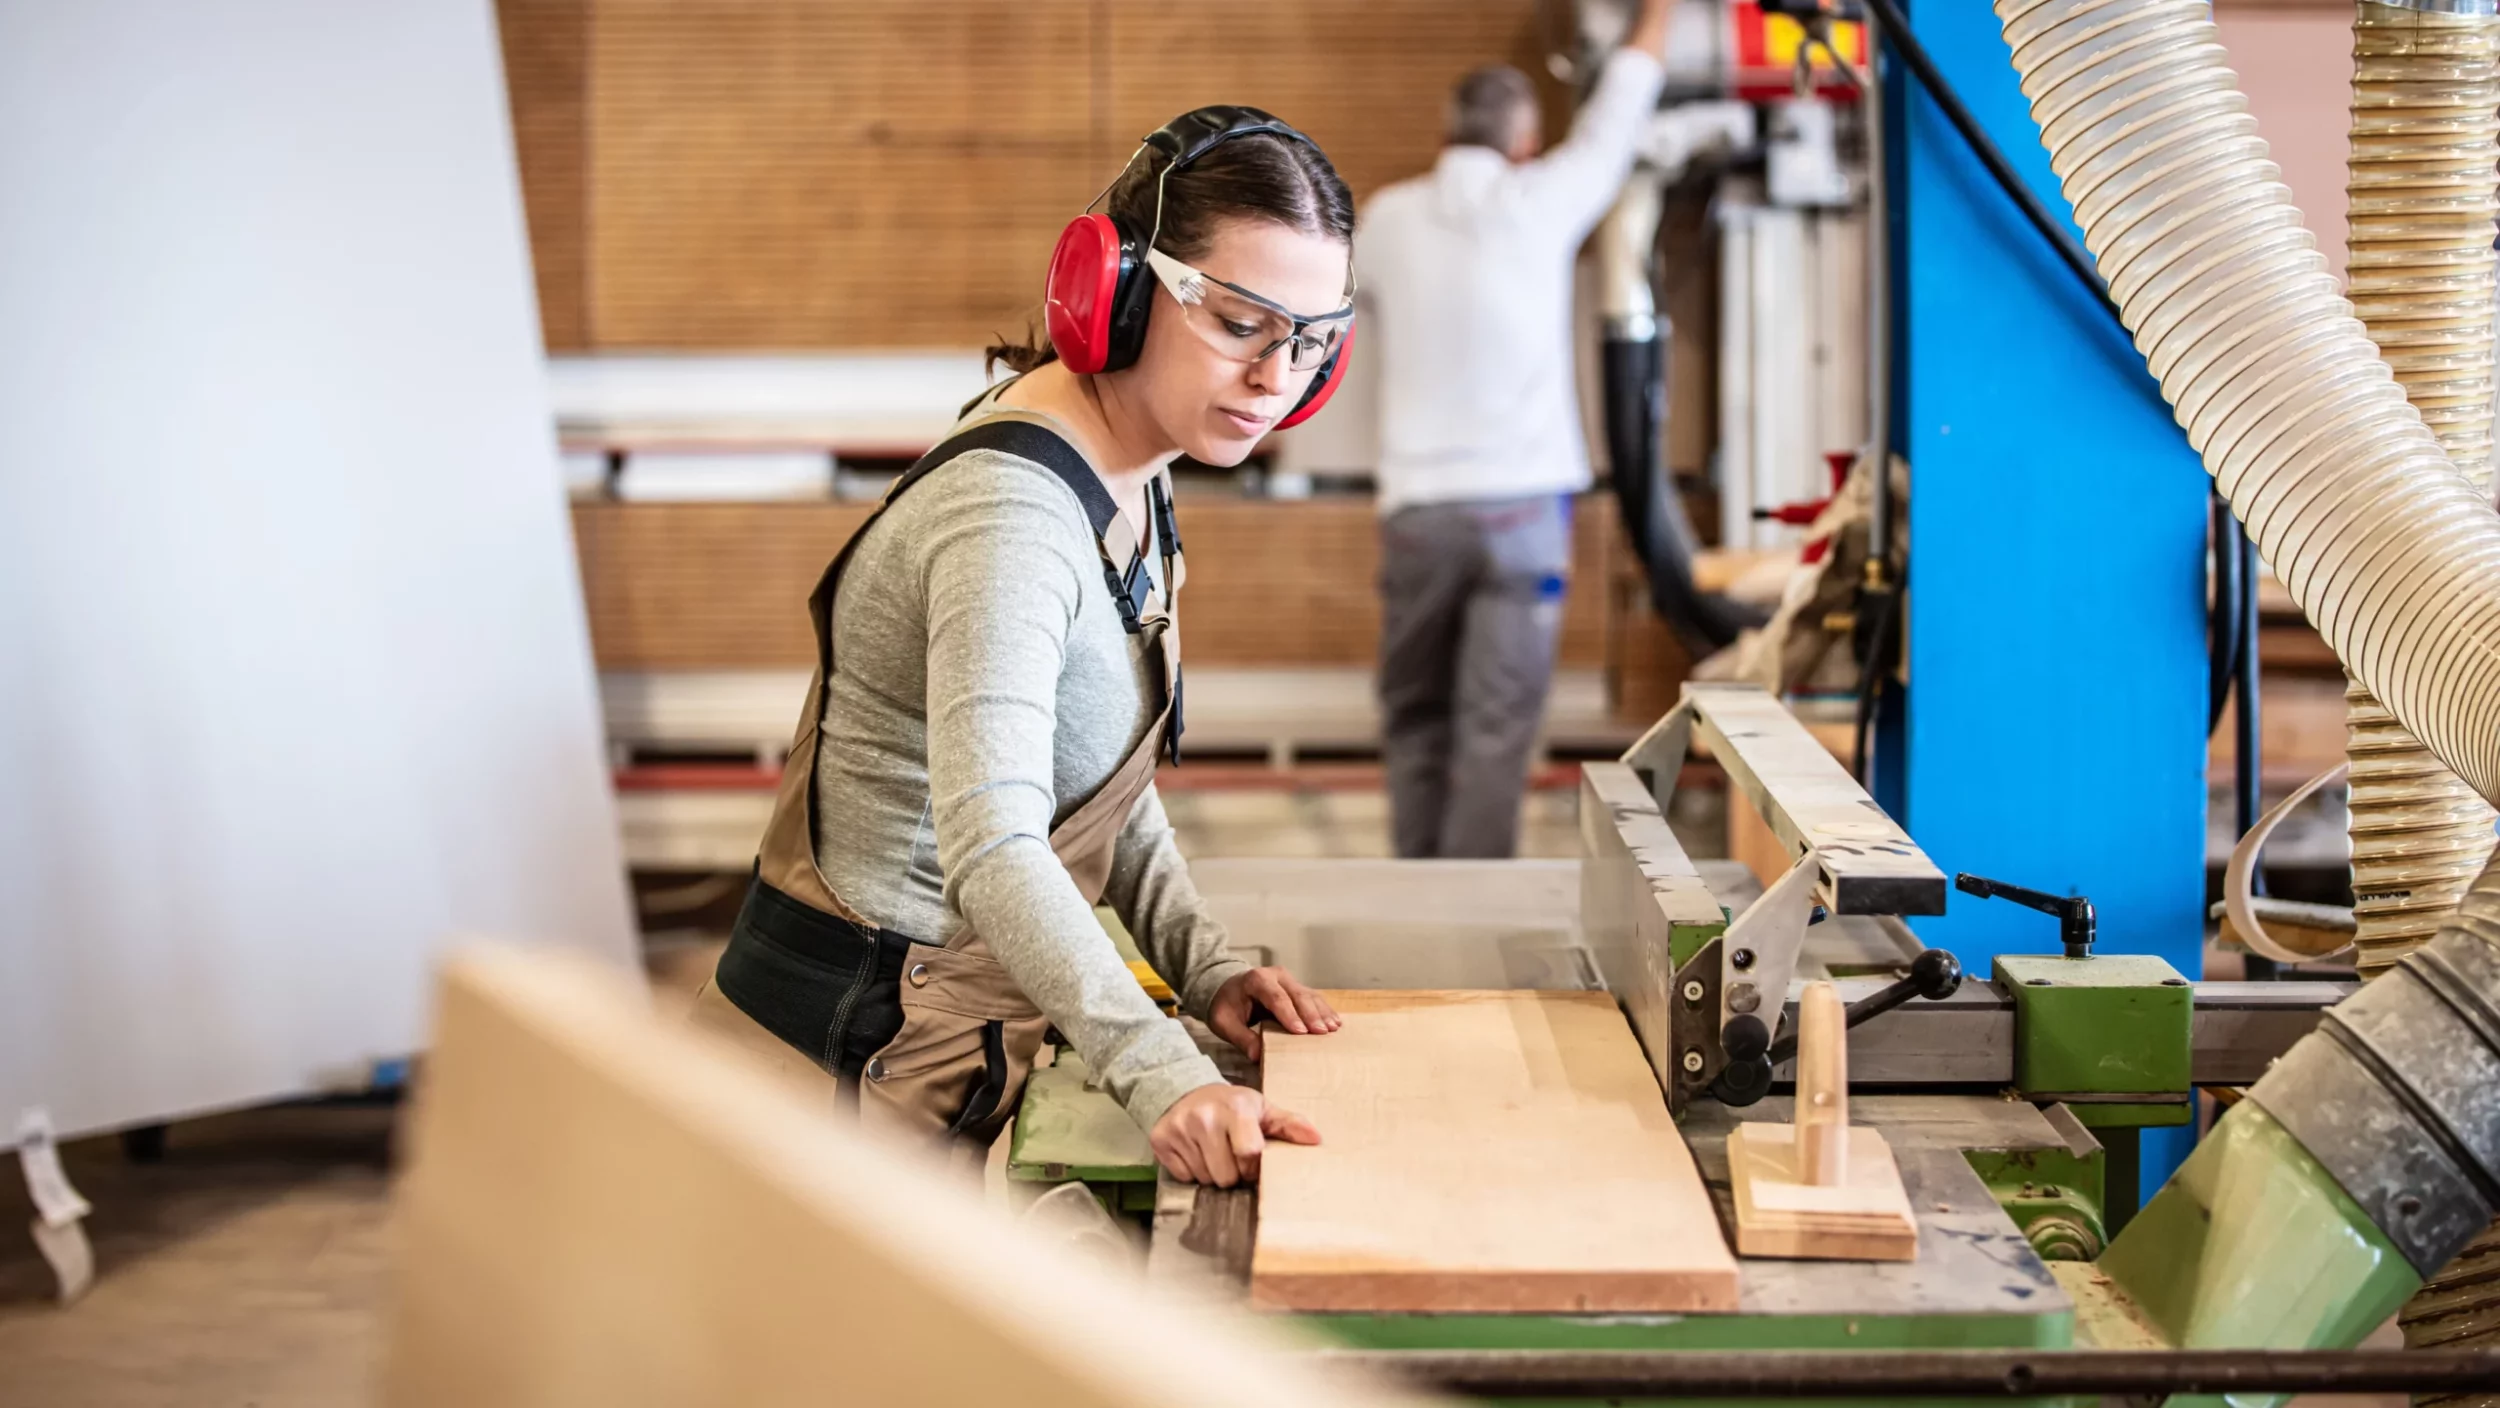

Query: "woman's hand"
(1208, 966), (1341, 1061)
(1149, 1084), (1319, 1187)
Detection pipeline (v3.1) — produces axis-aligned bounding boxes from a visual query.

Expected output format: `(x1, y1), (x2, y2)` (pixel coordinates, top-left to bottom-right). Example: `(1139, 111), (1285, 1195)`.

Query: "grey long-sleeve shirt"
(811, 436), (1247, 1130)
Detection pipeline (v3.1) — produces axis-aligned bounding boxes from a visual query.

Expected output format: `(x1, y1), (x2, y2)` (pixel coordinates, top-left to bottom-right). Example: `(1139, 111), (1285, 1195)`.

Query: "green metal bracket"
(1964, 1106), (2108, 1262)
(1005, 1049), (1158, 1223)
(1996, 953), (2192, 1128)
(1673, 911), (1731, 970)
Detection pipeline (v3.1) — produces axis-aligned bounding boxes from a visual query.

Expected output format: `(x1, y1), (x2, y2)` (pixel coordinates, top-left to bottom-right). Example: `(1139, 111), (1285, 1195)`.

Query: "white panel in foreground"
(0, 0), (635, 1138)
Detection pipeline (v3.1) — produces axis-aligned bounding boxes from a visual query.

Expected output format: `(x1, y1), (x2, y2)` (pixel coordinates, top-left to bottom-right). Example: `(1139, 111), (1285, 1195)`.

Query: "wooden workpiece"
(1727, 984), (1918, 1262)
(1250, 989), (1740, 1314)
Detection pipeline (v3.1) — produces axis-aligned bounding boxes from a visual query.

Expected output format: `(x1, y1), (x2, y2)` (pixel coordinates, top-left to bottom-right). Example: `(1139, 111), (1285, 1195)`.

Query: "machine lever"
(1955, 871), (2096, 958)
(1762, 948), (1962, 1067)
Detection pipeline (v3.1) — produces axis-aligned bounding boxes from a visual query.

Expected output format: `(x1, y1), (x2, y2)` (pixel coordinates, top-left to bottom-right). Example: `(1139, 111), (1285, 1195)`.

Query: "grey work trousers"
(1376, 494), (1570, 859)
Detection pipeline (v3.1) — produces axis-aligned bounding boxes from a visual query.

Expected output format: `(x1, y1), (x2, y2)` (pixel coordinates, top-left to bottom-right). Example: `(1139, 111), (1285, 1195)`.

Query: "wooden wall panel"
(496, 0), (1549, 349)
(573, 495), (1616, 670)
(584, 1), (1102, 349)
(497, 0), (590, 349)
(574, 501), (876, 669)
(1102, 0), (1551, 208)
(1178, 496), (1613, 668)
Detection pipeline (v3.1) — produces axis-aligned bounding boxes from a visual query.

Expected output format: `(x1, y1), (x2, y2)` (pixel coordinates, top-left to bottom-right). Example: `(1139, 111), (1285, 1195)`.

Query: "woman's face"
(1121, 218), (1352, 467)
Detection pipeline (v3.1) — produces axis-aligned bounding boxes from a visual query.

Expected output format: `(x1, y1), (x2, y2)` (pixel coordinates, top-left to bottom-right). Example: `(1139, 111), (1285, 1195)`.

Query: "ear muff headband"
(1043, 106), (1354, 426)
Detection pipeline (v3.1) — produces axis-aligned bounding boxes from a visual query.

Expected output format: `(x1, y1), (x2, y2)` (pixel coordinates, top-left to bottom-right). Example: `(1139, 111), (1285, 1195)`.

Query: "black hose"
(2208, 491), (2245, 737)
(1602, 334), (1767, 653)
(1858, 0), (2117, 322)
(1851, 575), (1900, 786)
(2234, 518), (2275, 977)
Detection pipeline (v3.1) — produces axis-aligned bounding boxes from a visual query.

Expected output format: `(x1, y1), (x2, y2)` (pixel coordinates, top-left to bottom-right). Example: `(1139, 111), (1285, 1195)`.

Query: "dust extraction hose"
(2343, 2), (2500, 1387)
(2345, 0), (2500, 984)
(1996, 0), (2500, 1301)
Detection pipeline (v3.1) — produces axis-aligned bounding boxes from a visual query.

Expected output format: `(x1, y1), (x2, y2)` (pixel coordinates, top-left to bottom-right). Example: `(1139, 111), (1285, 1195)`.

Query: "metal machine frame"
(1006, 686), (2355, 1382)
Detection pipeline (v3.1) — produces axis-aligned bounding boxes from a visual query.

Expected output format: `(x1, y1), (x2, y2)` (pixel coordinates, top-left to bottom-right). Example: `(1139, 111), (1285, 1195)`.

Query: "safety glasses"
(1144, 247), (1353, 373)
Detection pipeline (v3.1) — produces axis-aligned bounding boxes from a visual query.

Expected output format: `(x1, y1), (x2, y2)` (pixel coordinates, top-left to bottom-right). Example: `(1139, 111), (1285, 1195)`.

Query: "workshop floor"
(0, 780), (2403, 1407)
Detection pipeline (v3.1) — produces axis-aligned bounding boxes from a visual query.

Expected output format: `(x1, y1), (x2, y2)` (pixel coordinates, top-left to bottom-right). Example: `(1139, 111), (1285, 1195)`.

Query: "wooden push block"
(1726, 982), (1918, 1262)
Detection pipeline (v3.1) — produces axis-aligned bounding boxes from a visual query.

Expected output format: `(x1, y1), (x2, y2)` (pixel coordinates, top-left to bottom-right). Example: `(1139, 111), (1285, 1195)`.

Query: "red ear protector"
(1043, 106), (1352, 432)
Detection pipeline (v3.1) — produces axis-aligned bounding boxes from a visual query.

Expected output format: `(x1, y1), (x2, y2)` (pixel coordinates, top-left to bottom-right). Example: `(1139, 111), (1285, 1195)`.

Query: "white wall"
(0, 0), (637, 1138)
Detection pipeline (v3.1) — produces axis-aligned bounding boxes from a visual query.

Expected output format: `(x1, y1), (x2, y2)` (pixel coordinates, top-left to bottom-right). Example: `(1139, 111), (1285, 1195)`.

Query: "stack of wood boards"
(1251, 990), (1740, 1314)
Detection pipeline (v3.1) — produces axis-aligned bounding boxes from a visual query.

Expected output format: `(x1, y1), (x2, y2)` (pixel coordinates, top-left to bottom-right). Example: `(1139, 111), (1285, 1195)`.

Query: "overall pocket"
(859, 943), (1049, 1146)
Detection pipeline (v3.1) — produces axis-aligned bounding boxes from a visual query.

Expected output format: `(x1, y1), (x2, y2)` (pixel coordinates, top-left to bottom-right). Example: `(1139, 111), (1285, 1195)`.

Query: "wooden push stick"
(1724, 978), (1917, 1261)
(1794, 982), (1847, 1186)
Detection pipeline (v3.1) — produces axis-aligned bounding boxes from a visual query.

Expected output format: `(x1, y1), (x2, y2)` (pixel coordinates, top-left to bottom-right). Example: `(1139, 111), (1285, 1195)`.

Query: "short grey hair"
(1446, 65), (1537, 151)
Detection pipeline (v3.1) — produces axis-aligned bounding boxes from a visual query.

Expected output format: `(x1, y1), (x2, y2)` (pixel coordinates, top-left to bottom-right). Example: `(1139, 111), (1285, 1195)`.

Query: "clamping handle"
(1762, 947), (1962, 1068)
(1955, 871), (2096, 958)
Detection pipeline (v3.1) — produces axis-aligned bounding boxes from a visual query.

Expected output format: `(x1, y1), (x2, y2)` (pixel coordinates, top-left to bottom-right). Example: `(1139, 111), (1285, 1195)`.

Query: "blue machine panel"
(1896, 11), (2209, 995)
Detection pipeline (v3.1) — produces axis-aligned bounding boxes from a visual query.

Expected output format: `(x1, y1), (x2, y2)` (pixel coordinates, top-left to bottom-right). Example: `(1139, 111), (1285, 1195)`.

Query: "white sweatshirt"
(1353, 48), (1668, 514)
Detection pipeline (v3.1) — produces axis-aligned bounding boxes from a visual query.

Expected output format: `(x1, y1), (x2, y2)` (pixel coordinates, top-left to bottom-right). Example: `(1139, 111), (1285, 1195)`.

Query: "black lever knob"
(1956, 871), (2095, 958)
(1904, 946), (1963, 1001)
(1763, 948), (1963, 1068)
(1721, 1013), (1770, 1064)
(1712, 1055), (1775, 1107)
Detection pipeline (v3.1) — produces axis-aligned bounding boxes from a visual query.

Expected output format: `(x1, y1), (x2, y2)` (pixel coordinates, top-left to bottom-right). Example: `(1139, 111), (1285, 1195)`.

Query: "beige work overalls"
(691, 408), (1184, 1148)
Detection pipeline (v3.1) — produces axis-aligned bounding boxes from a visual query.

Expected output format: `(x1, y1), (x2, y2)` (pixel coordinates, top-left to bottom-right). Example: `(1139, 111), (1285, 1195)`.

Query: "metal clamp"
(1630, 684), (1948, 916)
(1620, 685), (1950, 1109)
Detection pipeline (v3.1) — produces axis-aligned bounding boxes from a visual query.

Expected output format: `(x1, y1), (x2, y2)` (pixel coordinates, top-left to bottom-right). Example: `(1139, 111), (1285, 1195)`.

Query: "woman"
(693, 108), (1357, 1188)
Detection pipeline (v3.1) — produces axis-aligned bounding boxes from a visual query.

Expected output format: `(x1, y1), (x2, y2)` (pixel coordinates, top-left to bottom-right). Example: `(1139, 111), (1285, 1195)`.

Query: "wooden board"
(386, 946), (1428, 1408)
(1726, 1122), (1918, 1263)
(1250, 990), (1740, 1314)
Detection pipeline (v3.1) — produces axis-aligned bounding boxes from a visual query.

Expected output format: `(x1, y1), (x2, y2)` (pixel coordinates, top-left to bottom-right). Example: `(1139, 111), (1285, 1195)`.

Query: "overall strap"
(805, 416), (1174, 671)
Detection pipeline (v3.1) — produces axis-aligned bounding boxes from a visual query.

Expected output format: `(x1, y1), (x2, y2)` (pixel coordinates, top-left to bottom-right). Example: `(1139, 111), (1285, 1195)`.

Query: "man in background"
(1354, 0), (1671, 857)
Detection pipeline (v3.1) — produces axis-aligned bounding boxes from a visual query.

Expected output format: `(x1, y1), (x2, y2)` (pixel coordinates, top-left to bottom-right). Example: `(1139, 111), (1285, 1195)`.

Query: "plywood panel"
(572, 494), (1617, 670)
(1251, 990), (1740, 1313)
(496, 0), (590, 349)
(573, 500), (874, 669)
(1184, 495), (1613, 668)
(500, 0), (1552, 348)
(386, 947), (1430, 1408)
(1103, 1), (1554, 205)
(586, 0), (1101, 348)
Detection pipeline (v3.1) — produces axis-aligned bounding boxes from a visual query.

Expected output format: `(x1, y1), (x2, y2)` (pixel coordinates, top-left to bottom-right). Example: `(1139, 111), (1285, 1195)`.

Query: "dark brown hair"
(987, 130), (1355, 376)
(1448, 65), (1537, 150)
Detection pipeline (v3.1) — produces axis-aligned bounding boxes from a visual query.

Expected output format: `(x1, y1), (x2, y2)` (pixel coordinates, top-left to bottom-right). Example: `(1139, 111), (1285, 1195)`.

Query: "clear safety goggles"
(1145, 247), (1354, 373)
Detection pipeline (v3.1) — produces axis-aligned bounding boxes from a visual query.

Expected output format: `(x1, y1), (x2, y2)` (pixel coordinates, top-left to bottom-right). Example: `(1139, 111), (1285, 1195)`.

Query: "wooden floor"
(0, 1104), (396, 1408)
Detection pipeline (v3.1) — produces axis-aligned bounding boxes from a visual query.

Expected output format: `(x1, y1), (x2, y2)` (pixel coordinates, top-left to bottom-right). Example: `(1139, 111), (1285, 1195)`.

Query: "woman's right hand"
(1149, 1084), (1319, 1187)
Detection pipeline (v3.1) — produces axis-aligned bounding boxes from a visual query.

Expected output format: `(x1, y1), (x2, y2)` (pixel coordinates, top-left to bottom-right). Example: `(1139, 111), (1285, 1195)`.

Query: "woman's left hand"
(1208, 966), (1341, 1061)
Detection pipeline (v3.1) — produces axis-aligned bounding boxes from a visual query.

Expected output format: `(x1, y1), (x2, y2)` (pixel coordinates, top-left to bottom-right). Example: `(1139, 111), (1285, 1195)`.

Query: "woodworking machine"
(997, 0), (2500, 1393)
(1006, 684), (2353, 1384)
